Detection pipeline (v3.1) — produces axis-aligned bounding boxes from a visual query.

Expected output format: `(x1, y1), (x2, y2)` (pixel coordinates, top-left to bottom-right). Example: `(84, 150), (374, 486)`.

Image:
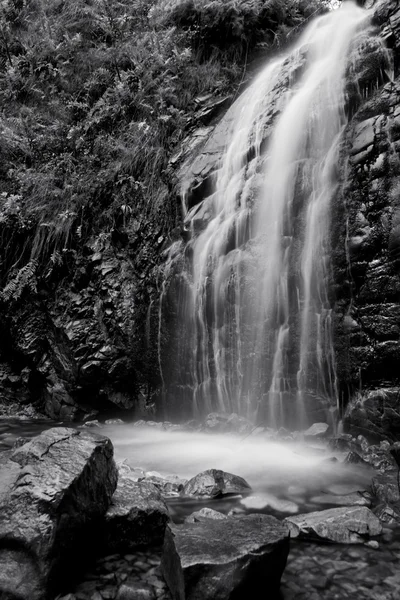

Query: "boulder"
(304, 423), (330, 440)
(361, 442), (396, 471)
(181, 469), (251, 498)
(162, 514), (290, 600)
(344, 451), (367, 465)
(0, 427), (118, 600)
(374, 503), (400, 525)
(371, 472), (400, 504)
(184, 508), (227, 523)
(104, 475), (170, 551)
(141, 473), (187, 497)
(285, 506), (382, 544)
(203, 412), (253, 434)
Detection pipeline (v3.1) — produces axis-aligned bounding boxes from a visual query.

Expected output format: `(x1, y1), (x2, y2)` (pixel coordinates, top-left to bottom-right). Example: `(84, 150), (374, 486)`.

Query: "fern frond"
(1, 259), (39, 304)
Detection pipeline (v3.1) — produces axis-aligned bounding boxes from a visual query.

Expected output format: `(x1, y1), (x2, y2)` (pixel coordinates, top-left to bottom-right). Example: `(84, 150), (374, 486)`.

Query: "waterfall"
(165, 2), (374, 427)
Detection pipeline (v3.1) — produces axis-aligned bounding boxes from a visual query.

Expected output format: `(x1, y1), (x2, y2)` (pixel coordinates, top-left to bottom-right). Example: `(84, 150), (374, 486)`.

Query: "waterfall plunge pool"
(103, 422), (373, 522)
(0, 417), (375, 521)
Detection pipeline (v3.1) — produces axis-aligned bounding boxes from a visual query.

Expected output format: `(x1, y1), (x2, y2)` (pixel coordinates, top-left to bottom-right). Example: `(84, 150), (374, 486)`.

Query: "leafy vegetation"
(0, 0), (329, 290)
(153, 0), (329, 61)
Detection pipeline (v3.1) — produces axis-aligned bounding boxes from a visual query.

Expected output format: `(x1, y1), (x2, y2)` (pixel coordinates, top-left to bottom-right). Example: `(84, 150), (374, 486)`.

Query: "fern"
(1, 259), (39, 304)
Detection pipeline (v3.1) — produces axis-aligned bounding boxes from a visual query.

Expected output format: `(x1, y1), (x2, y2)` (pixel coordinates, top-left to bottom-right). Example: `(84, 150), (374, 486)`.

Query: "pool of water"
(0, 418), (374, 516)
(102, 422), (374, 517)
(0, 417), (56, 452)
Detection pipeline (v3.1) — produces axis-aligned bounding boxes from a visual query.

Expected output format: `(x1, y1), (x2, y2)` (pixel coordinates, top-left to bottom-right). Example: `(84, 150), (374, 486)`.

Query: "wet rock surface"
(286, 506), (382, 544)
(104, 476), (170, 552)
(304, 423), (330, 440)
(184, 507), (227, 523)
(162, 514), (290, 600)
(181, 468), (252, 498)
(0, 427), (118, 599)
(334, 0), (400, 438)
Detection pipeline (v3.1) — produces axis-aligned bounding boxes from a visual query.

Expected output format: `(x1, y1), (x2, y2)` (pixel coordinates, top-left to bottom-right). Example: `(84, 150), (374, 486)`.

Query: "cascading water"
(163, 3), (376, 427)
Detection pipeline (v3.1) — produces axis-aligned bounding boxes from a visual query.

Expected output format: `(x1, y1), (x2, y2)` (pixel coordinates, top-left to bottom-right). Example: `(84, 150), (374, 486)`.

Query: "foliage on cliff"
(0, 0), (327, 294)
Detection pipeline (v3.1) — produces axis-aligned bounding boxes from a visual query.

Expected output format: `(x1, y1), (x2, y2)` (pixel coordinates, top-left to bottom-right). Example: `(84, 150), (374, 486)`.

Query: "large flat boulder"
(181, 469), (251, 498)
(0, 427), (118, 600)
(104, 475), (170, 551)
(162, 514), (289, 600)
(285, 506), (382, 544)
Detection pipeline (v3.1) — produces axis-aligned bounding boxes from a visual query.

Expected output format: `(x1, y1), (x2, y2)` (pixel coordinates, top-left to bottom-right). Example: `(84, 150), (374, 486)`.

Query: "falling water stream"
(166, 2), (375, 427)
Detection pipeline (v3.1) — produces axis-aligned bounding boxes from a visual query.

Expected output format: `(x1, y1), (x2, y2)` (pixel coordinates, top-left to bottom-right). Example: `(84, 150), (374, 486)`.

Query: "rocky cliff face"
(335, 0), (400, 439)
(0, 212), (174, 420)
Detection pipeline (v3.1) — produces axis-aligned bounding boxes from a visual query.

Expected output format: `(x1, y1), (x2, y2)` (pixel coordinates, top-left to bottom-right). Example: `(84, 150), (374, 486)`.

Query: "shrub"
(151, 0), (329, 61)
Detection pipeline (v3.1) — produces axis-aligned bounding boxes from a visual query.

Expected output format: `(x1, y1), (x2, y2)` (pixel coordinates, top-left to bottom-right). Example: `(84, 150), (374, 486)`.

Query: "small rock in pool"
(84, 419), (102, 427)
(116, 583), (155, 600)
(184, 508), (227, 523)
(181, 469), (251, 498)
(327, 483), (365, 495)
(365, 540), (380, 549)
(310, 492), (371, 508)
(241, 493), (299, 514)
(304, 422), (330, 439)
(228, 507), (246, 517)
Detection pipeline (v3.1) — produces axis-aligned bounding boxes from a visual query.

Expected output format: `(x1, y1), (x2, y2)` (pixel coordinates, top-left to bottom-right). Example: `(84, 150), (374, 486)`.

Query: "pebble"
(280, 534), (400, 600)
(61, 549), (171, 600)
(365, 540), (380, 549)
(116, 583), (155, 600)
(227, 507), (246, 516)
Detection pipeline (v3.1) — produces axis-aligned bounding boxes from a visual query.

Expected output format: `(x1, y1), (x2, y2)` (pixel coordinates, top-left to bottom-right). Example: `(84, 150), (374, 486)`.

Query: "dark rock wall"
(0, 198), (180, 420)
(335, 0), (400, 439)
